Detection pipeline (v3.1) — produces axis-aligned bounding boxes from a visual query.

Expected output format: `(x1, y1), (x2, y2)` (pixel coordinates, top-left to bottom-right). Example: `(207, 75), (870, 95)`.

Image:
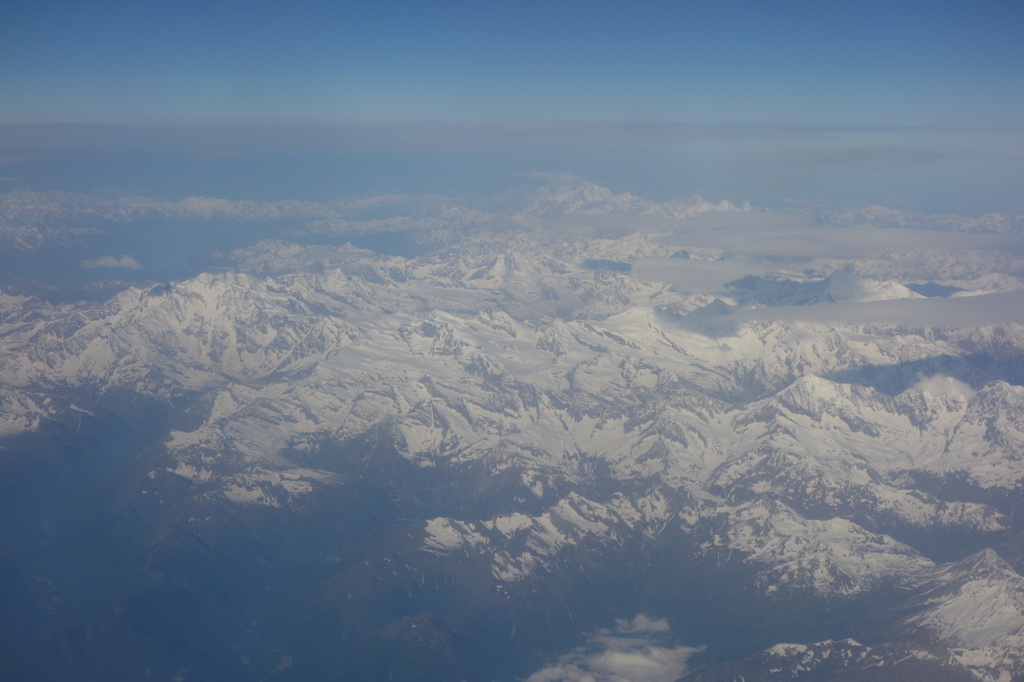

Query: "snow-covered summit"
(726, 269), (923, 307)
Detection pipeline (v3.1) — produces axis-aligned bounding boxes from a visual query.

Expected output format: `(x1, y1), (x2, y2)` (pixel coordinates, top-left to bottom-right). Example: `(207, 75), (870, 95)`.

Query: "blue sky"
(1, 0), (1023, 211)
(4, 0), (1023, 124)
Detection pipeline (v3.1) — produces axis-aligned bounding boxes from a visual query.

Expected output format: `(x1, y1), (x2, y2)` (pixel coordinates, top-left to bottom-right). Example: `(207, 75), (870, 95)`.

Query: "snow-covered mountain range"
(2, 180), (1024, 680)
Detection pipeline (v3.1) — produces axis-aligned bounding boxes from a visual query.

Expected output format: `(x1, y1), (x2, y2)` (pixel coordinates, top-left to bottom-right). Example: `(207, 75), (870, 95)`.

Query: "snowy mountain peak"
(899, 548), (1024, 667)
(938, 548), (1021, 586)
(487, 179), (742, 219)
(821, 268), (923, 303)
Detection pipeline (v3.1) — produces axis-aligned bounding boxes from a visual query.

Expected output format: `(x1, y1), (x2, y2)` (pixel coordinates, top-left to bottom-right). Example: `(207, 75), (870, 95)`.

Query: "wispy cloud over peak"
(81, 255), (141, 270)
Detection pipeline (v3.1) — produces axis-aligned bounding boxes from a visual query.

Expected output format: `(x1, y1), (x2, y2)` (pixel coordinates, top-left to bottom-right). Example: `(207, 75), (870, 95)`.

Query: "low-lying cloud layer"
(729, 290), (1024, 328)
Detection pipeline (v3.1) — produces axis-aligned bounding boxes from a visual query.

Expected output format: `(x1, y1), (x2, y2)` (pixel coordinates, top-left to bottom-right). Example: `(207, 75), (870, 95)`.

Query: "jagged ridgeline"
(1, 182), (1024, 680)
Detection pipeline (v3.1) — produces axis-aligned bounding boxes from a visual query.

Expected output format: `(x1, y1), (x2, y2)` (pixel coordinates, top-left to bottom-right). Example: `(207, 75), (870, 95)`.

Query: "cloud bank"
(730, 291), (1024, 328)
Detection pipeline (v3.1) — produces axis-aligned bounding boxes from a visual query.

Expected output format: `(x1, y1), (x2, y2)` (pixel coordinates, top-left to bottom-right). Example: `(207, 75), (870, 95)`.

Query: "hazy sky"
(2, 0), (1023, 211)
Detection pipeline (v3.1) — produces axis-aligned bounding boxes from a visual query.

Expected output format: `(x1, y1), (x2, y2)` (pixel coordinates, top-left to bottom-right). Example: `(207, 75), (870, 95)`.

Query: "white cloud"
(913, 374), (976, 399)
(613, 614), (670, 634)
(81, 254), (142, 269)
(526, 615), (702, 682)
